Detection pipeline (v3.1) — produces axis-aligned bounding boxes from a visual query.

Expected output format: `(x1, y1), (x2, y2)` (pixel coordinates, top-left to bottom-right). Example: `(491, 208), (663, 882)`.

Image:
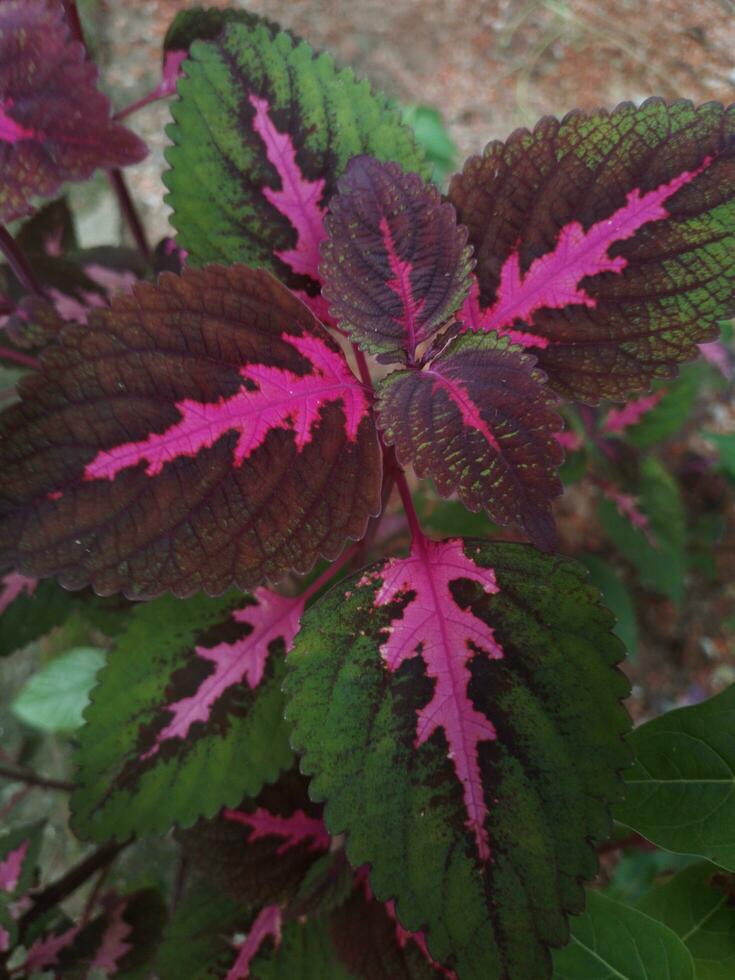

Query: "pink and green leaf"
(285, 540), (631, 979)
(376, 333), (563, 549)
(320, 156), (472, 363)
(449, 99), (735, 402)
(0, 1), (146, 223)
(0, 822), (43, 898)
(164, 20), (426, 292)
(0, 265), (380, 598)
(70, 590), (296, 841)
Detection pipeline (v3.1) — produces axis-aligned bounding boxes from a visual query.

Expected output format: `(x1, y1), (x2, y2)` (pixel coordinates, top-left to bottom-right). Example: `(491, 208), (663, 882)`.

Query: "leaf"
(0, 899), (17, 954)
(602, 393), (665, 436)
(401, 105), (458, 186)
(0, 265), (380, 598)
(598, 458), (687, 605)
(617, 363), (710, 449)
(251, 915), (353, 980)
(164, 18), (426, 302)
(70, 589), (296, 841)
(615, 684), (735, 871)
(0, 822), (43, 897)
(12, 646), (105, 733)
(448, 100), (735, 402)
(0, 0), (146, 223)
(163, 7), (284, 54)
(177, 772), (328, 910)
(551, 890), (695, 980)
(582, 556), (638, 660)
(331, 878), (455, 979)
(637, 863), (735, 980)
(285, 538), (631, 979)
(706, 432), (735, 481)
(376, 333), (562, 549)
(320, 156), (472, 364)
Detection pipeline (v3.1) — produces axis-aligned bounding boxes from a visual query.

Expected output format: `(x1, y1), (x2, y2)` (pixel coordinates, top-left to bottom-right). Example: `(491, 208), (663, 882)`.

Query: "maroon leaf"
(0, 0), (146, 223)
(448, 99), (735, 401)
(321, 156), (472, 364)
(0, 264), (381, 597)
(376, 332), (563, 549)
(227, 904), (282, 980)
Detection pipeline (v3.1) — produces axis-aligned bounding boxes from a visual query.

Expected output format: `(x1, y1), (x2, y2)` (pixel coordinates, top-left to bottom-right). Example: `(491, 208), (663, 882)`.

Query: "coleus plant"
(1, 3), (735, 979)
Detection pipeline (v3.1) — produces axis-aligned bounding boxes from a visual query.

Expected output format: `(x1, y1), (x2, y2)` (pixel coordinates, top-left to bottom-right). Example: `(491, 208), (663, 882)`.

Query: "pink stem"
(0, 347), (40, 371)
(0, 227), (43, 296)
(107, 170), (151, 262)
(300, 543), (362, 604)
(113, 90), (167, 122)
(395, 470), (423, 543)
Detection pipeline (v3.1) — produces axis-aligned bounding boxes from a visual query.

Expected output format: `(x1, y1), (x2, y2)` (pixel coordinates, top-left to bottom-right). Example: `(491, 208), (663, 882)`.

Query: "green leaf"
(252, 916), (353, 980)
(401, 104), (457, 185)
(582, 556), (638, 660)
(552, 890), (694, 979)
(622, 363), (708, 449)
(615, 684), (735, 871)
(285, 540), (631, 979)
(598, 457), (687, 605)
(70, 591), (295, 842)
(12, 647), (105, 732)
(637, 862), (735, 980)
(165, 21), (426, 281)
(706, 432), (735, 482)
(605, 850), (699, 905)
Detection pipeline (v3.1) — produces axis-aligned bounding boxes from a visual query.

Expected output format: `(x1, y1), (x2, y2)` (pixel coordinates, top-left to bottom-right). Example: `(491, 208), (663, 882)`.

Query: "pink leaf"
(222, 807), (330, 855)
(90, 899), (133, 975)
(599, 481), (657, 546)
(24, 926), (80, 972)
(554, 430), (584, 452)
(0, 924), (10, 953)
(462, 158), (712, 343)
(699, 340), (733, 378)
(226, 904), (282, 980)
(372, 537), (504, 860)
(0, 841), (28, 893)
(250, 94), (327, 281)
(602, 392), (664, 434)
(84, 333), (368, 482)
(0, 573), (37, 615)
(142, 589), (304, 760)
(159, 50), (187, 98)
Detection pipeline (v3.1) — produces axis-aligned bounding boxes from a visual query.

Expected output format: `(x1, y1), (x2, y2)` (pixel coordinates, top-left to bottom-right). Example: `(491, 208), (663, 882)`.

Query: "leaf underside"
(0, 264), (381, 598)
(0, 0), (146, 223)
(449, 99), (735, 402)
(285, 540), (631, 979)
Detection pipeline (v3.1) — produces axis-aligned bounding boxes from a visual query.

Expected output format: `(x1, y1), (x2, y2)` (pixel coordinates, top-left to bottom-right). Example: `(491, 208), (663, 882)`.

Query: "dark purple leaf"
(377, 332), (563, 549)
(0, 0), (147, 223)
(321, 156), (472, 364)
(448, 99), (735, 402)
(0, 264), (381, 597)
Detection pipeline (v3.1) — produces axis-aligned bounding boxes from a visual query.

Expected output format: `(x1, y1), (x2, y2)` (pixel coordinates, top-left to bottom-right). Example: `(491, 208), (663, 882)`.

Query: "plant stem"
(18, 841), (129, 935)
(0, 227), (43, 296)
(107, 170), (151, 262)
(61, 0), (84, 44)
(0, 763), (73, 792)
(300, 543), (362, 605)
(0, 347), (41, 371)
(395, 470), (423, 542)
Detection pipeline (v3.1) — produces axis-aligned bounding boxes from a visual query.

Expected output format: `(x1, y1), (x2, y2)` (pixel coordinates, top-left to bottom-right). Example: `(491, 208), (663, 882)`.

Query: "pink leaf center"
(425, 366), (501, 453)
(222, 807), (330, 855)
(0, 99), (39, 144)
(250, 93), (327, 281)
(83, 333), (368, 482)
(0, 842), (29, 893)
(226, 904), (282, 980)
(372, 537), (503, 860)
(379, 215), (426, 357)
(0, 573), (37, 615)
(142, 589), (304, 761)
(463, 157), (713, 344)
(90, 899), (133, 975)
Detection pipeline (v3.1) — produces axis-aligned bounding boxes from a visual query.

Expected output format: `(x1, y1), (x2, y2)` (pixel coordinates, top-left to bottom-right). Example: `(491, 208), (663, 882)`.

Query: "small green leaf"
(12, 647), (105, 732)
(622, 363), (709, 448)
(582, 556), (638, 660)
(599, 457), (687, 605)
(552, 890), (694, 979)
(615, 684), (735, 871)
(706, 432), (735, 482)
(401, 104), (458, 185)
(251, 916), (352, 980)
(637, 862), (735, 980)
